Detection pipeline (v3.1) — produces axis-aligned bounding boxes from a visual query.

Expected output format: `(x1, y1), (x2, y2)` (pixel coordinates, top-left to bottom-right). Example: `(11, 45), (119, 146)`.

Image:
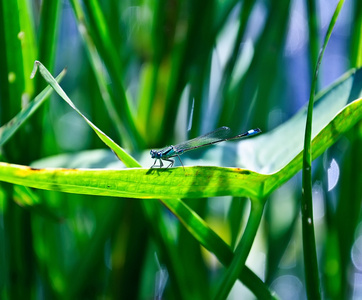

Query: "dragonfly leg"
(151, 158), (163, 168)
(164, 158), (174, 169)
(176, 155), (185, 170)
(151, 159), (157, 168)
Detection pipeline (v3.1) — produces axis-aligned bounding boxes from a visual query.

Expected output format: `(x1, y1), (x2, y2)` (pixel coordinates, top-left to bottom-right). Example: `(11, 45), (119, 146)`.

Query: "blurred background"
(0, 0), (361, 299)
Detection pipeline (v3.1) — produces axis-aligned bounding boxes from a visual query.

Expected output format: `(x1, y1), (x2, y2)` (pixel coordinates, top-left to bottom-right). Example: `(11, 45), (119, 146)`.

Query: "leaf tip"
(30, 60), (41, 79)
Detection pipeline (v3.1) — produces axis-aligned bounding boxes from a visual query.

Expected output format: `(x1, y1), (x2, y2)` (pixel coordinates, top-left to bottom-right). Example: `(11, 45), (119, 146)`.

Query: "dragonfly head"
(150, 149), (161, 159)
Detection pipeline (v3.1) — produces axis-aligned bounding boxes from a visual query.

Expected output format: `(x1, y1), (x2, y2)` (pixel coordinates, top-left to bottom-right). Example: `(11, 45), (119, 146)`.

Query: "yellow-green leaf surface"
(0, 164), (267, 199)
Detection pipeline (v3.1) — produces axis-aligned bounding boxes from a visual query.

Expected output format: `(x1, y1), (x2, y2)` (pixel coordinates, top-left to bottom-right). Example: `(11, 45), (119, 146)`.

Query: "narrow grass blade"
(36, 0), (61, 85)
(306, 0), (320, 80)
(214, 201), (264, 300)
(30, 61), (140, 168)
(302, 1), (345, 299)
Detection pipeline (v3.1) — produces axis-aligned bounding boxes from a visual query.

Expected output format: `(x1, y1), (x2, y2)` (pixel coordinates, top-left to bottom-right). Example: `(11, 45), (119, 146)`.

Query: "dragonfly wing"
(174, 127), (233, 152)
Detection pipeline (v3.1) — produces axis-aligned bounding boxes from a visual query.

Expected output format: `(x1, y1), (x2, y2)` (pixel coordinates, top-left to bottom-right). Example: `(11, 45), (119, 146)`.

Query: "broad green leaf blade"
(0, 69), (66, 146)
(31, 61), (140, 168)
(0, 164), (266, 199)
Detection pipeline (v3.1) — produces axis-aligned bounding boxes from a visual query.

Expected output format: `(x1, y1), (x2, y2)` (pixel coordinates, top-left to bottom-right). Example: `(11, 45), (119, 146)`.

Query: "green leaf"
(0, 164), (266, 199)
(36, 0), (61, 82)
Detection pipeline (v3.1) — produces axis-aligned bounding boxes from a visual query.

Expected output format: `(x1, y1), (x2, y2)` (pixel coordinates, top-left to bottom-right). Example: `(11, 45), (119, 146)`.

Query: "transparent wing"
(173, 126), (234, 153)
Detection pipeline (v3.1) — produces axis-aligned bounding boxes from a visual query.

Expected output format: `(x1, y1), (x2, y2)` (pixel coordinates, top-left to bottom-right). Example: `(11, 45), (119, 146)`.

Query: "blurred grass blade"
(0, 69), (66, 146)
(69, 0), (141, 149)
(214, 201), (264, 300)
(302, 1), (345, 299)
(31, 156), (275, 299)
(30, 61), (140, 168)
(36, 0), (61, 88)
(350, 0), (362, 68)
(1, 0), (36, 115)
(13, 185), (62, 222)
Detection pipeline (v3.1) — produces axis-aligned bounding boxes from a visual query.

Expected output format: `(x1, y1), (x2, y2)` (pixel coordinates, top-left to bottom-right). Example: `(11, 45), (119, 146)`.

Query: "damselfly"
(150, 126), (261, 168)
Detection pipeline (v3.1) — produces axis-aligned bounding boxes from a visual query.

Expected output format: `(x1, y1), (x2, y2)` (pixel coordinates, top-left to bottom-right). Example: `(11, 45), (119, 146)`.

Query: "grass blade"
(302, 1), (345, 298)
(350, 0), (362, 68)
(30, 61), (140, 168)
(214, 200), (264, 300)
